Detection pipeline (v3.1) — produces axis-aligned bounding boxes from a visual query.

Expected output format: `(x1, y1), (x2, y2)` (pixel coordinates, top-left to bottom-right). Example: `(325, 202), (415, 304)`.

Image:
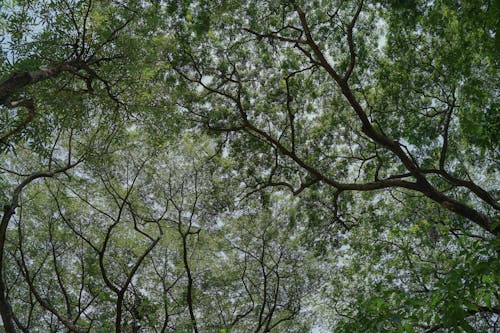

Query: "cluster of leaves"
(0, 0), (498, 332)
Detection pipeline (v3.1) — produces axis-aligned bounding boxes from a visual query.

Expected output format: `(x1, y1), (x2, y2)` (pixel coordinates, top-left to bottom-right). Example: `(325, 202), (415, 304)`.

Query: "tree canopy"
(0, 0), (498, 332)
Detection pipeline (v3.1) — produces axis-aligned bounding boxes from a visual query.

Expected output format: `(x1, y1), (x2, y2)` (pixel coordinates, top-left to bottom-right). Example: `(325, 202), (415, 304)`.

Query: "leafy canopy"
(0, 0), (498, 332)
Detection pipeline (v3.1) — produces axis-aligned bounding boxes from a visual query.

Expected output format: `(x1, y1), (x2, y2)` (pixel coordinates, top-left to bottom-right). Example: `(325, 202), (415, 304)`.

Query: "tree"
(1, 1), (163, 331)
(170, 0), (497, 233)
(167, 0), (499, 330)
(1, 0), (498, 332)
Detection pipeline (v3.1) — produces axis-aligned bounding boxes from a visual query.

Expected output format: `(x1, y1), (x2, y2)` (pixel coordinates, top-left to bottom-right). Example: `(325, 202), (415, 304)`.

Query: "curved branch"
(344, 0), (364, 81)
(0, 64), (77, 105)
(0, 100), (36, 145)
(0, 161), (80, 333)
(291, 4), (496, 234)
(16, 229), (85, 333)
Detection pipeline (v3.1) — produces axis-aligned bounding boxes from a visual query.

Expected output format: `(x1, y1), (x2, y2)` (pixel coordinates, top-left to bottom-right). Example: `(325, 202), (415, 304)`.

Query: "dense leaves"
(0, 0), (498, 332)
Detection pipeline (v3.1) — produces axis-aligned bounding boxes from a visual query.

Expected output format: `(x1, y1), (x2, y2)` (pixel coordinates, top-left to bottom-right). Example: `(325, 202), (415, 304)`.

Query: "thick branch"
(291, 4), (496, 234)
(0, 64), (76, 105)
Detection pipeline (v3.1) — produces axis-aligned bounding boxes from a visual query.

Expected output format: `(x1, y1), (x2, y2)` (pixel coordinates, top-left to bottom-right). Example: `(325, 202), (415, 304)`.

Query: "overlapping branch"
(183, 1), (498, 234)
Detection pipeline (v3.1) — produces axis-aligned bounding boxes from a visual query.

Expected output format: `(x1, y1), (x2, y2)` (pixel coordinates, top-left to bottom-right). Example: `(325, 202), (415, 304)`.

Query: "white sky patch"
(196, 75), (214, 93)
(375, 18), (388, 52)
(126, 124), (137, 132)
(323, 53), (336, 68)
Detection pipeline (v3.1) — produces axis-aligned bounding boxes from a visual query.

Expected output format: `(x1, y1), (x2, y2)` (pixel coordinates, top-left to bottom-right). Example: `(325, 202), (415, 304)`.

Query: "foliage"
(0, 0), (498, 332)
